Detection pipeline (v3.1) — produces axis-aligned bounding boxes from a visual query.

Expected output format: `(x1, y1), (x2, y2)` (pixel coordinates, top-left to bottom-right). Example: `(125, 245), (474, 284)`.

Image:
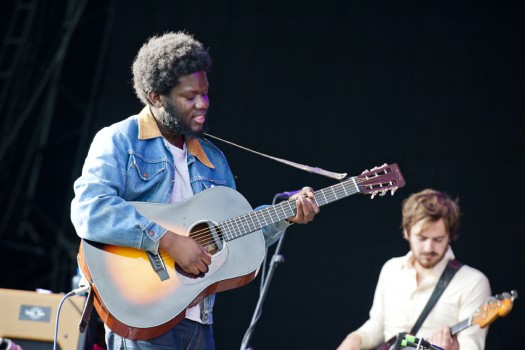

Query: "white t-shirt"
(164, 139), (210, 324)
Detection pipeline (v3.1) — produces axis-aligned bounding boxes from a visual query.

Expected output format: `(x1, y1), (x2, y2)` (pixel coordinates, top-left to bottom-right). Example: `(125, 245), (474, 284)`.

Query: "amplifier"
(0, 288), (86, 350)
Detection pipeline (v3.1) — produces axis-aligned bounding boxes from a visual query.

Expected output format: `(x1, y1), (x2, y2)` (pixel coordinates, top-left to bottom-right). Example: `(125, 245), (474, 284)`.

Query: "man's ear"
(147, 91), (162, 107)
(403, 229), (409, 241)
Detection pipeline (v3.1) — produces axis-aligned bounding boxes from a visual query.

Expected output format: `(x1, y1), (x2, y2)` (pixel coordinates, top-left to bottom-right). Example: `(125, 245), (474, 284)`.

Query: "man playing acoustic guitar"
(337, 189), (491, 350)
(71, 31), (320, 349)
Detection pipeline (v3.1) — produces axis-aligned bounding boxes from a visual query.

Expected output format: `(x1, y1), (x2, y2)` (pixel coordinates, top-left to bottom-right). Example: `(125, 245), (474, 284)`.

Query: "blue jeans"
(105, 319), (215, 350)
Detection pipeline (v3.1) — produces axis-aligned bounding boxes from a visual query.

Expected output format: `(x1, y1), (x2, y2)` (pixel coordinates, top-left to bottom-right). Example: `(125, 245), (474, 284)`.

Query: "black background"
(1, 0), (523, 349)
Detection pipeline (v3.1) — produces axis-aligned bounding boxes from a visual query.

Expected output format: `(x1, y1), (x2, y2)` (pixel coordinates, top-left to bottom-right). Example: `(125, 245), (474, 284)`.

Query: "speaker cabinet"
(0, 288), (86, 350)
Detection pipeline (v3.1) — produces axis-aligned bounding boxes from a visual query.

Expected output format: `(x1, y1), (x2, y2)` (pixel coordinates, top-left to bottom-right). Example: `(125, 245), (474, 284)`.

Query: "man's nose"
(195, 95), (209, 109)
(423, 240), (435, 251)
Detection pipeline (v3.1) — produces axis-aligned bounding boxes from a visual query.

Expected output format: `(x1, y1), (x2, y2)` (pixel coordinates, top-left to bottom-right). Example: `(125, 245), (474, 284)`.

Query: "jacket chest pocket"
(126, 154), (169, 201)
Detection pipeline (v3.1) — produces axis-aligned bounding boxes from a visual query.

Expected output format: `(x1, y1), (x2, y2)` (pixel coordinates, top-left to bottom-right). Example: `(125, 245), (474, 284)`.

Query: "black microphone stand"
(240, 194), (290, 350)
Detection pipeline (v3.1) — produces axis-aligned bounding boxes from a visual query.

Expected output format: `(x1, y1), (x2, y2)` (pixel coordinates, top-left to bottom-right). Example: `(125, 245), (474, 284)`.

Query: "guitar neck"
(449, 291), (517, 336)
(220, 177), (360, 242)
(450, 318), (471, 335)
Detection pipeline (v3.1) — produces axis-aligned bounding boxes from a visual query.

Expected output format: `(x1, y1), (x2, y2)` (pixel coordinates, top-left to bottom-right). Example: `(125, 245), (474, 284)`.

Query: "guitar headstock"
(472, 290), (518, 329)
(356, 163), (406, 199)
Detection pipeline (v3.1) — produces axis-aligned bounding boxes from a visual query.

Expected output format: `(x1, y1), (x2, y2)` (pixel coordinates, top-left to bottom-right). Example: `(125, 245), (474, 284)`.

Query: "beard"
(157, 99), (207, 138)
(414, 251), (444, 269)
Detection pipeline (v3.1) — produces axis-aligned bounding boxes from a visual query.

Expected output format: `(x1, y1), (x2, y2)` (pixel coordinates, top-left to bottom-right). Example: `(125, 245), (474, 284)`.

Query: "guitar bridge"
(146, 251), (170, 281)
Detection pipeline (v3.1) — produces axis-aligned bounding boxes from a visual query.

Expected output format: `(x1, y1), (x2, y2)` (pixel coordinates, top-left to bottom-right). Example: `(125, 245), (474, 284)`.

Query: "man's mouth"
(193, 115), (206, 125)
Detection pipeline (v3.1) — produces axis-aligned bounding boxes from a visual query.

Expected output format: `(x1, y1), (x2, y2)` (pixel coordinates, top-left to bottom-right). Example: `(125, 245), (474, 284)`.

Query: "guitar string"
(172, 175), (398, 248)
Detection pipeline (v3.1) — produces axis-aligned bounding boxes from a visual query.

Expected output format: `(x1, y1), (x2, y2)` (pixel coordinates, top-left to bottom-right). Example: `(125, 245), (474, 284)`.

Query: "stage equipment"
(0, 288), (86, 350)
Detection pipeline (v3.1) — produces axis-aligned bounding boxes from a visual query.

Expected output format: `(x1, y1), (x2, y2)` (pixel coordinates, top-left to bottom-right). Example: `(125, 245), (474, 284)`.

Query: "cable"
(53, 284), (90, 350)
(400, 335), (445, 350)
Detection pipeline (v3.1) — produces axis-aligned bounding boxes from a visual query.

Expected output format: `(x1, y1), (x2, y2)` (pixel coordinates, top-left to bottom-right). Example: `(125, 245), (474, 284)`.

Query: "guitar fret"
(341, 182), (349, 196)
(247, 212), (256, 231)
(230, 218), (240, 239)
(227, 219), (236, 240)
(242, 215), (252, 234)
(244, 216), (253, 232)
(268, 207), (277, 222)
(220, 222), (231, 241)
(285, 200), (296, 218)
(258, 209), (270, 227)
(278, 203), (289, 220)
(320, 190), (328, 206)
(237, 215), (249, 236)
(254, 213), (264, 230)
(330, 186), (337, 200)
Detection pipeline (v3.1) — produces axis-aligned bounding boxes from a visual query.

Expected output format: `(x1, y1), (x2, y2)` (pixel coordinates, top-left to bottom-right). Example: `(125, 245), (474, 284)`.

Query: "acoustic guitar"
(78, 163), (405, 340)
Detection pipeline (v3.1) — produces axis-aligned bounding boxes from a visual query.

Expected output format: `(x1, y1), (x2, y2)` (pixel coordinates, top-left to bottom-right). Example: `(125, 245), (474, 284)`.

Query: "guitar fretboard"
(220, 177), (360, 241)
(450, 318), (471, 335)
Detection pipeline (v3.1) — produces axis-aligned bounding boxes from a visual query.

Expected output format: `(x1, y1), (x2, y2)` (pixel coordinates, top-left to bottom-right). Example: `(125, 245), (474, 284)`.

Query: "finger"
(190, 265), (202, 276)
(200, 249), (212, 265)
(196, 262), (209, 274)
(304, 197), (319, 214)
(189, 258), (209, 275)
(295, 199), (306, 219)
(301, 199), (318, 220)
(197, 252), (211, 273)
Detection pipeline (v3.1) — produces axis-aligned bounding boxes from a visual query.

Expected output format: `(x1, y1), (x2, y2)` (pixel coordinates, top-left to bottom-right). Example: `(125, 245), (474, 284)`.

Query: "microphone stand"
(240, 195), (289, 350)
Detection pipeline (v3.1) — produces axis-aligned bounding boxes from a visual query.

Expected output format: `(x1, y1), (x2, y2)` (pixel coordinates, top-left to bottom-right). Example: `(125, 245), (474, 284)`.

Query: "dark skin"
(147, 71), (320, 276)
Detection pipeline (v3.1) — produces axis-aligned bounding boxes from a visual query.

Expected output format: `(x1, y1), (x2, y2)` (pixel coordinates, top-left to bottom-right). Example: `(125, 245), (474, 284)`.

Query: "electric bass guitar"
(378, 290), (518, 350)
(78, 163), (405, 340)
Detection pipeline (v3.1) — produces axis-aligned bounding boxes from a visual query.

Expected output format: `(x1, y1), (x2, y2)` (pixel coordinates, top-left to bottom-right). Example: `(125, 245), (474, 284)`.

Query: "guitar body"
(78, 186), (266, 340)
(375, 337), (396, 350)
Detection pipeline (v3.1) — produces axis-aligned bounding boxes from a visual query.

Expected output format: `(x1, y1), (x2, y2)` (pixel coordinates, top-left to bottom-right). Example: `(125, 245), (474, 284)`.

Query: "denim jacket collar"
(137, 106), (215, 169)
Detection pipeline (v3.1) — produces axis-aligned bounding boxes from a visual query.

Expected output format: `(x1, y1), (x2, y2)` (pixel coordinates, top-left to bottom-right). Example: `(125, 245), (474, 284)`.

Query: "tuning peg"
(485, 296), (497, 306)
(379, 190), (387, 197)
(511, 290), (518, 300)
(370, 190), (379, 199)
(390, 187), (398, 196)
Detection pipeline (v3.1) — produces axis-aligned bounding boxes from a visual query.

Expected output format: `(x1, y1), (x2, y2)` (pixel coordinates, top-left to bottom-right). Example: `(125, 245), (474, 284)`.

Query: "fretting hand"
(428, 326), (459, 350)
(286, 186), (320, 224)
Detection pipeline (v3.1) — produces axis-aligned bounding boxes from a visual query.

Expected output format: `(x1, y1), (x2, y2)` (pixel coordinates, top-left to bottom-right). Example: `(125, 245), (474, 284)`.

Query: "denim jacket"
(71, 106), (289, 252)
(71, 107), (290, 325)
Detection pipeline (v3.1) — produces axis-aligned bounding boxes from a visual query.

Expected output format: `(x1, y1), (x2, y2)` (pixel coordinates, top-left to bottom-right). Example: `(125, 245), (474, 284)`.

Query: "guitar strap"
(78, 286), (94, 333)
(409, 259), (463, 335)
(203, 133), (348, 180)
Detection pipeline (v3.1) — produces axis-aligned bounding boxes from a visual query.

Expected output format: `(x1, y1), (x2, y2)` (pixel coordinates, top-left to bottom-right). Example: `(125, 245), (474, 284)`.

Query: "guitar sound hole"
(189, 221), (223, 255)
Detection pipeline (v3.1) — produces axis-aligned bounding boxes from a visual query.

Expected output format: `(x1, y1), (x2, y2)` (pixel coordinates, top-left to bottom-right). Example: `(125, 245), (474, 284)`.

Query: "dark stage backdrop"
(3, 0), (524, 349)
(92, 1), (525, 348)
